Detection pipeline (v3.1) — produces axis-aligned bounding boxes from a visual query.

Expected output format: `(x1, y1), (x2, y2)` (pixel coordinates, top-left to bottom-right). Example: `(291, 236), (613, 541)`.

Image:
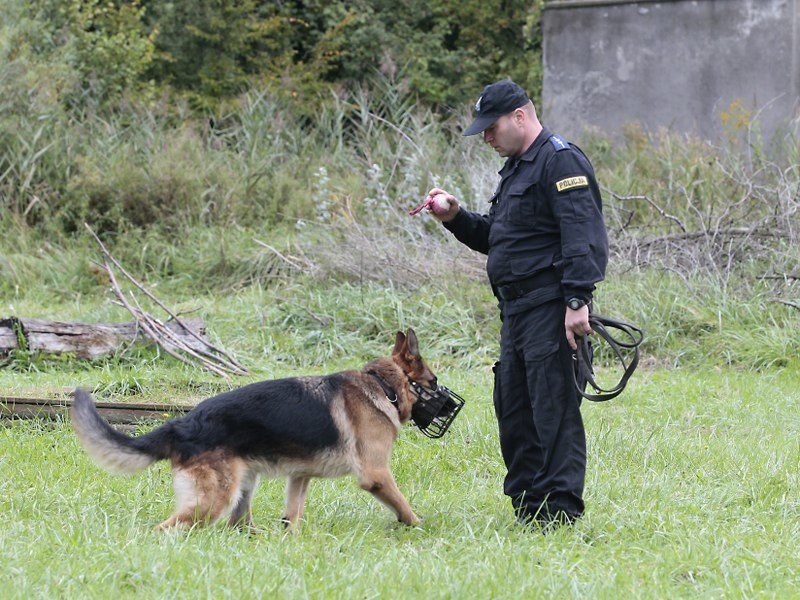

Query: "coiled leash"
(573, 314), (644, 402)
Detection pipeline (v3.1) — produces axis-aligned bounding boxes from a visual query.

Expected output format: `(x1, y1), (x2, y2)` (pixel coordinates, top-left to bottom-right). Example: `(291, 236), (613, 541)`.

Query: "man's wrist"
(565, 289), (593, 310)
(566, 297), (587, 311)
(441, 207), (464, 226)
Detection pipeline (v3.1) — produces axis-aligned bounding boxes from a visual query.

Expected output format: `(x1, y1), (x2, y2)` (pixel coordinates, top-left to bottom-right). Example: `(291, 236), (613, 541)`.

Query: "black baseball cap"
(463, 79), (530, 136)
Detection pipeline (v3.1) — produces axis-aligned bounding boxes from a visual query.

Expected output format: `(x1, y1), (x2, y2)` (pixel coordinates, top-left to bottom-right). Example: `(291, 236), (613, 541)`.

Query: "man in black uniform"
(424, 79), (608, 526)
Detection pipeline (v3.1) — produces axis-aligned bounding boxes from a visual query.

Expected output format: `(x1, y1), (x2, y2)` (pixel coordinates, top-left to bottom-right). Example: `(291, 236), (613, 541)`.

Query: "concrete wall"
(541, 0), (800, 143)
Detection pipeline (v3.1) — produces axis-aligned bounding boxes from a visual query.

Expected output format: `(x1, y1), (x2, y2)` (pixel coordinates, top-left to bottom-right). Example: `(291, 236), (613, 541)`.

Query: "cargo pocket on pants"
(525, 341), (563, 419)
(492, 361), (502, 420)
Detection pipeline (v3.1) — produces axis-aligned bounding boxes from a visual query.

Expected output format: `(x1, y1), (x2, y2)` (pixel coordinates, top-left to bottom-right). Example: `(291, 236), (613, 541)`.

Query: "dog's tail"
(70, 388), (170, 475)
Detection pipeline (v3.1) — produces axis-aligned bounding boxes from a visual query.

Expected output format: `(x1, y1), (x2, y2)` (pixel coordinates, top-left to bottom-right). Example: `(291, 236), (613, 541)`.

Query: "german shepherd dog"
(71, 329), (436, 531)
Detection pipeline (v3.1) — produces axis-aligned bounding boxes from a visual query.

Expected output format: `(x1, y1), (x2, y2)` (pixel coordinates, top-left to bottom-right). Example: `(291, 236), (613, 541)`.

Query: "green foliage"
(0, 4), (71, 225)
(283, 0), (545, 107)
(67, 0), (157, 102)
(0, 70), (486, 235)
(141, 0), (304, 108)
(585, 126), (800, 299)
(1, 0), (546, 234)
(20, 0), (544, 113)
(62, 117), (225, 234)
(29, 0), (157, 106)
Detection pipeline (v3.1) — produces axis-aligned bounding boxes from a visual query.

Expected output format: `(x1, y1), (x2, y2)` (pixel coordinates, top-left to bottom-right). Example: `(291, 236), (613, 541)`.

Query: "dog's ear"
(393, 330), (407, 355)
(405, 328), (419, 356)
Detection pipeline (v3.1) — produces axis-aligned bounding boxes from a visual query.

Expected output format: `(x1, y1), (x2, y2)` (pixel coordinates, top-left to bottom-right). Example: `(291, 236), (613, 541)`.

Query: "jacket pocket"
(563, 242), (589, 259)
(509, 254), (557, 278)
(506, 178), (538, 222)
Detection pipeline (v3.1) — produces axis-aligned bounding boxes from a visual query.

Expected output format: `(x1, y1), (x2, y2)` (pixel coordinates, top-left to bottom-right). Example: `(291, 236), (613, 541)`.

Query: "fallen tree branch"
(85, 224), (248, 377)
(768, 298), (800, 311)
(253, 238), (314, 273)
(633, 227), (775, 250)
(607, 191), (688, 233)
(87, 226), (244, 370)
(125, 287), (232, 378)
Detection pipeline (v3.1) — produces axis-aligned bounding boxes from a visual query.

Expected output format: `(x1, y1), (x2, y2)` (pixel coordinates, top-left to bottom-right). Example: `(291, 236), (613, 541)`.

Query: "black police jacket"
(444, 128), (608, 314)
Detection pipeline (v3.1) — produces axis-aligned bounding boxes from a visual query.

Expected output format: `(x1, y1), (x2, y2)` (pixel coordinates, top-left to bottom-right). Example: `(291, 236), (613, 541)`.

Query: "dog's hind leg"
(157, 453), (245, 531)
(228, 469), (259, 528)
(281, 476), (311, 530)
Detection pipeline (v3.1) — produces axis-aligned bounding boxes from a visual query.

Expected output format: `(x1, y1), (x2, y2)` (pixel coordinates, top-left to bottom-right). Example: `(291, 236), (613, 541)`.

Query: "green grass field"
(2, 268), (799, 598)
(2, 366), (799, 598)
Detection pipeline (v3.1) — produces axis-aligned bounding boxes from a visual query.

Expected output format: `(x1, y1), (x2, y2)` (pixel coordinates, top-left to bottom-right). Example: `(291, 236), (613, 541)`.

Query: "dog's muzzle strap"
(574, 314), (644, 402)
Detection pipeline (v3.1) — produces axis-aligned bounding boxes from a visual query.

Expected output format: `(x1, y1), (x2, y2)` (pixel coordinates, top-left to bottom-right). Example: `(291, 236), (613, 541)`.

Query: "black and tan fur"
(71, 329), (436, 531)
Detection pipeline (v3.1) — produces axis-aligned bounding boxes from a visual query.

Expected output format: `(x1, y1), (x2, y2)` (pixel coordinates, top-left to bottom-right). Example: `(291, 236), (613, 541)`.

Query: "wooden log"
(0, 317), (207, 360)
(0, 395), (193, 424)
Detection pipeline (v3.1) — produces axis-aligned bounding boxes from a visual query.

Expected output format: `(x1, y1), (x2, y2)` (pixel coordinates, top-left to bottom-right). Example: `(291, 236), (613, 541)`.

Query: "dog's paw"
(240, 523), (267, 536)
(279, 516), (303, 533)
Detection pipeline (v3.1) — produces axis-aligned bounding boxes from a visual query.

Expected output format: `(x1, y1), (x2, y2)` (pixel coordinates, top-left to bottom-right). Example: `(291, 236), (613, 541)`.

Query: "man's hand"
(414, 187), (460, 222)
(565, 304), (592, 350)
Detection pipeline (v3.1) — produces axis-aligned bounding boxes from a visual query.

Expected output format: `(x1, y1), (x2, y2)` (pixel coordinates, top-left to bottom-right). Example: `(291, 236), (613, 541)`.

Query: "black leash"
(573, 314), (644, 402)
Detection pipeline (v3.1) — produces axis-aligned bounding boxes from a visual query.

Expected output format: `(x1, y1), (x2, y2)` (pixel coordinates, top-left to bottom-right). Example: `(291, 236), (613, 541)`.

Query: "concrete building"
(541, 0), (800, 144)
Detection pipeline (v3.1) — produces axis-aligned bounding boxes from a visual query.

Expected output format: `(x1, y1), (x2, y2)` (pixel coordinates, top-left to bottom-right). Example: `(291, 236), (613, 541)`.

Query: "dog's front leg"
(282, 476), (311, 531)
(358, 468), (421, 526)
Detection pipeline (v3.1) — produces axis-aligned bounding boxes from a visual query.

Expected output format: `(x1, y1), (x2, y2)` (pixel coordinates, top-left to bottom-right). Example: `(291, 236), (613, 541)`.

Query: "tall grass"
(0, 58), (497, 238)
(588, 127), (800, 300)
(3, 59), (797, 303)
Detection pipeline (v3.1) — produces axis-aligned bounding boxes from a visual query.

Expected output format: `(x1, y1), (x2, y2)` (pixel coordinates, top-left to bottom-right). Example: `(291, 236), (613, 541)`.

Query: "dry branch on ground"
(84, 224), (248, 377)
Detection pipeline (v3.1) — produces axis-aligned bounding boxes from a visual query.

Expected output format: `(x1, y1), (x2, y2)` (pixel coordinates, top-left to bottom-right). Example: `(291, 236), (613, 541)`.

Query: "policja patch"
(556, 176), (589, 192)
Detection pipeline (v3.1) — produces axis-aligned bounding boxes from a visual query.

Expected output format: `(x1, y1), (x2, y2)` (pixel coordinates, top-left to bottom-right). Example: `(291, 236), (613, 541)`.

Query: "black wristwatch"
(567, 297), (587, 311)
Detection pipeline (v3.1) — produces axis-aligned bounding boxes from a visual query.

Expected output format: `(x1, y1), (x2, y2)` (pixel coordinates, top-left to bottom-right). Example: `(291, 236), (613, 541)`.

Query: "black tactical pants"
(493, 298), (586, 523)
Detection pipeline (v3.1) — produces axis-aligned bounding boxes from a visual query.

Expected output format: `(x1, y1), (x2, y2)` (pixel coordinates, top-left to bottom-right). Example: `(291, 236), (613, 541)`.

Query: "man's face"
(482, 111), (524, 157)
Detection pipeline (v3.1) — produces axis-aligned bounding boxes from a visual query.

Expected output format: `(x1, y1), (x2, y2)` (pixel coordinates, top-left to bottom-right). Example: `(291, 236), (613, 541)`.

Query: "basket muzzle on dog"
(408, 380), (465, 438)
